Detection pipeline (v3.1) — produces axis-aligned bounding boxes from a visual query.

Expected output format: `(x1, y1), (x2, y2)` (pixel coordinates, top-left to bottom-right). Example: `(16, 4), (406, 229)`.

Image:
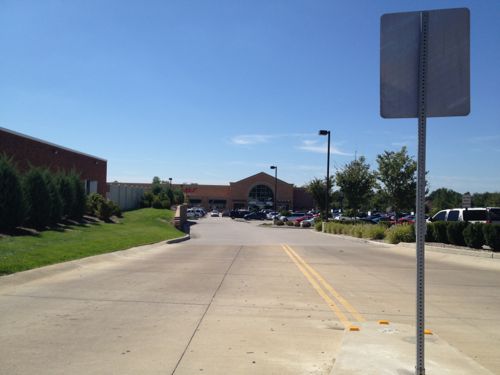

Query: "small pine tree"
(0, 154), (26, 231)
(69, 172), (86, 219)
(57, 173), (74, 218)
(42, 170), (63, 226)
(23, 167), (51, 230)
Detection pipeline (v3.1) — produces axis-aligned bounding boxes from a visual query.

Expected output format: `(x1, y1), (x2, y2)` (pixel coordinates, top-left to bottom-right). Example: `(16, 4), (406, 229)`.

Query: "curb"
(317, 231), (500, 259)
(166, 234), (190, 244)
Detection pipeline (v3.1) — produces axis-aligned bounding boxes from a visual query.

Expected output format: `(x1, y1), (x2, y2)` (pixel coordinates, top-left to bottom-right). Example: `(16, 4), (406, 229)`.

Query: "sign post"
(381, 8), (470, 375)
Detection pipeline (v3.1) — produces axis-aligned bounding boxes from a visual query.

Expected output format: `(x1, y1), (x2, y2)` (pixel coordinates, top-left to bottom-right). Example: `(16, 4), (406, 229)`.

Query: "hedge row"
(319, 220), (500, 251)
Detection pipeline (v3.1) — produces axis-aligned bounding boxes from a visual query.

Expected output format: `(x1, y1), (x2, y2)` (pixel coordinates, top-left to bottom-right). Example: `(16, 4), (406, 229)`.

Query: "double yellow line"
(281, 244), (365, 329)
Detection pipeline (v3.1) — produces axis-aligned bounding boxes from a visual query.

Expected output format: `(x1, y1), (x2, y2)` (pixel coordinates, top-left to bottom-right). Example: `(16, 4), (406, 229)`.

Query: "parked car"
(210, 210), (220, 217)
(280, 212), (306, 222)
(266, 211), (279, 220)
(293, 214), (314, 224)
(244, 211), (267, 220)
(430, 207), (500, 224)
(230, 210), (250, 219)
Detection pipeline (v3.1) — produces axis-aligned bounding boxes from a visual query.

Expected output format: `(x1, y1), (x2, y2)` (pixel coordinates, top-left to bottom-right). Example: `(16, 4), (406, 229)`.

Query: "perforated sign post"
(381, 8), (470, 375)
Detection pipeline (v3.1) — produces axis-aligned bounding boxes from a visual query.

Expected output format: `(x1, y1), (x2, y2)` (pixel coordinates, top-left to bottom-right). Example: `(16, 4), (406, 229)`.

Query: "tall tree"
(376, 146), (417, 213)
(305, 177), (335, 212)
(0, 154), (26, 231)
(335, 156), (376, 214)
(427, 188), (462, 214)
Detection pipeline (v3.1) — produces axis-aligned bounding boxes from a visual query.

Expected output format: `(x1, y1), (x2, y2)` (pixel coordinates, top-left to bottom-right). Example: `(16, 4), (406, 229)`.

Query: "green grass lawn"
(0, 208), (185, 275)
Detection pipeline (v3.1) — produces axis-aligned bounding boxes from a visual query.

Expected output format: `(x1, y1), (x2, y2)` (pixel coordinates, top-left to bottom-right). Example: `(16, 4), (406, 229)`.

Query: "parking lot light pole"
(270, 166), (278, 212)
(319, 130), (331, 221)
(169, 177), (172, 188)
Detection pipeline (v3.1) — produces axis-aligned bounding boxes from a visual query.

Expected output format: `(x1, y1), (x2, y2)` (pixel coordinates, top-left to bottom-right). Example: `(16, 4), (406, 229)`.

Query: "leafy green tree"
(151, 176), (162, 195)
(23, 167), (51, 229)
(305, 176), (335, 213)
(335, 156), (376, 214)
(0, 154), (26, 231)
(427, 188), (462, 214)
(472, 192), (500, 207)
(376, 146), (417, 214)
(173, 189), (185, 204)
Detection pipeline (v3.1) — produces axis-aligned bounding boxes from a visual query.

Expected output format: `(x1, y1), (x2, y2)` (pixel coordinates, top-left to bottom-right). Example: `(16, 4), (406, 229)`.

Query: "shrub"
(446, 222), (468, 246)
(42, 170), (63, 226)
(86, 193), (103, 216)
(286, 220), (295, 226)
(152, 196), (163, 209)
(365, 225), (386, 240)
(425, 223), (436, 242)
(463, 223), (485, 249)
(57, 173), (74, 218)
(483, 224), (500, 252)
(314, 221), (322, 231)
(431, 222), (449, 244)
(141, 192), (154, 208)
(97, 199), (113, 221)
(294, 221), (301, 227)
(302, 221), (312, 228)
(23, 167), (51, 229)
(108, 200), (122, 217)
(161, 198), (171, 209)
(69, 172), (86, 219)
(386, 224), (415, 244)
(0, 154), (26, 231)
(276, 220), (285, 226)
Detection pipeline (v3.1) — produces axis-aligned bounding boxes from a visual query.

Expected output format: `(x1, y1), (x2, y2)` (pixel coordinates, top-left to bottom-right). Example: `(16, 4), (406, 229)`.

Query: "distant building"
(0, 127), (107, 196)
(116, 172), (314, 211)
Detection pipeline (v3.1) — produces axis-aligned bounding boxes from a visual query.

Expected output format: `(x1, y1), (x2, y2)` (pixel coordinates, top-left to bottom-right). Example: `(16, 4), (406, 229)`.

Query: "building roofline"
(0, 126), (107, 162)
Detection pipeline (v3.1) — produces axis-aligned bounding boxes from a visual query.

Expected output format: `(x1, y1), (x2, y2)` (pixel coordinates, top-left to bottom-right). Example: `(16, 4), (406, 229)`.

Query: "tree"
(305, 176), (335, 212)
(427, 188), (462, 214)
(151, 176), (162, 195)
(335, 156), (376, 214)
(42, 170), (63, 225)
(0, 154), (25, 231)
(376, 146), (417, 214)
(23, 167), (51, 229)
(472, 192), (500, 207)
(57, 173), (74, 218)
(69, 172), (86, 219)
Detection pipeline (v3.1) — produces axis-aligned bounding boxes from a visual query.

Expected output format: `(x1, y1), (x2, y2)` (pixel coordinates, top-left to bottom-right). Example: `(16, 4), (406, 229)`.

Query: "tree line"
(0, 154), (88, 231)
(305, 146), (500, 216)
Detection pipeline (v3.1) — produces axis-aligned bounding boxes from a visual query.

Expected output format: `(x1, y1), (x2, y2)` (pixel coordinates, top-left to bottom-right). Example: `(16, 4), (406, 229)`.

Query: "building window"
(248, 184), (274, 209)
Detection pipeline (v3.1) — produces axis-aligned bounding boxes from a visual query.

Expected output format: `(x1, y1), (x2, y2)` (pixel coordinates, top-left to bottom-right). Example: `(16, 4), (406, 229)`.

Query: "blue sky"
(1, 0), (499, 193)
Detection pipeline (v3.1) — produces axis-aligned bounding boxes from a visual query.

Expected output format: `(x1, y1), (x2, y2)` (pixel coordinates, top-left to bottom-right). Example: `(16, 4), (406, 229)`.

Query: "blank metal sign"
(380, 8), (470, 118)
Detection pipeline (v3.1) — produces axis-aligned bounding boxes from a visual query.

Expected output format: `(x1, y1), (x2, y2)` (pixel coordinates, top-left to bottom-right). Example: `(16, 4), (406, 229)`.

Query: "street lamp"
(319, 130), (331, 221)
(270, 166), (278, 212)
(169, 177), (172, 188)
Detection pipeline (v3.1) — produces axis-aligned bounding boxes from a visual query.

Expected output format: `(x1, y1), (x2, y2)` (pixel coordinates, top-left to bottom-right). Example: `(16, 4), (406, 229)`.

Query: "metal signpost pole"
(415, 11), (429, 375)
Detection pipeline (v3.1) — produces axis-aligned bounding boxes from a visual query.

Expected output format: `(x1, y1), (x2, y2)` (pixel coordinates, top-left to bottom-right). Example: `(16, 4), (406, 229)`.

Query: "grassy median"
(0, 208), (184, 275)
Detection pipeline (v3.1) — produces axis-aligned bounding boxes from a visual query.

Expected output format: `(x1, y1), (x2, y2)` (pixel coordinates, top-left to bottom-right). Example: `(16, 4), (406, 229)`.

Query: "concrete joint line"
(171, 245), (243, 375)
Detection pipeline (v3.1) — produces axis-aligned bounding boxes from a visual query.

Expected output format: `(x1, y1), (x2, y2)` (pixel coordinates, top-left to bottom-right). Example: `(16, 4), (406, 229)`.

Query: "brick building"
(0, 127), (107, 196)
(179, 172), (313, 211)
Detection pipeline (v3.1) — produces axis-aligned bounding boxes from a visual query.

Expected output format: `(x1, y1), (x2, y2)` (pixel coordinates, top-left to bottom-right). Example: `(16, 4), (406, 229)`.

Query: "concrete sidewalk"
(331, 322), (494, 375)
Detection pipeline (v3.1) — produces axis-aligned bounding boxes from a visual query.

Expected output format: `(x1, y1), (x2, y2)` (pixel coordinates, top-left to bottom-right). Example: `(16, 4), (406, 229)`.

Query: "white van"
(430, 207), (500, 224)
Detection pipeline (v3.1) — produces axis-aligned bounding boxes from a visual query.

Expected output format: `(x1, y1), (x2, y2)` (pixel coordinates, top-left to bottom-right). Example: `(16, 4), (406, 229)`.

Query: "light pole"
(169, 177), (172, 188)
(270, 166), (278, 212)
(319, 130), (331, 221)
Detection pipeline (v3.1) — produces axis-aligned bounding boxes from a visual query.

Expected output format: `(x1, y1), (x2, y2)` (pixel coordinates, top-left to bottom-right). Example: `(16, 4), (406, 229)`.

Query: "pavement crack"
(171, 245), (243, 375)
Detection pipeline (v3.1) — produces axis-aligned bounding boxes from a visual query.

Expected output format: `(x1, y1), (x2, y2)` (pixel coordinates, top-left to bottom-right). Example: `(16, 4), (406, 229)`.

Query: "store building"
(178, 172), (314, 211)
(0, 127), (107, 196)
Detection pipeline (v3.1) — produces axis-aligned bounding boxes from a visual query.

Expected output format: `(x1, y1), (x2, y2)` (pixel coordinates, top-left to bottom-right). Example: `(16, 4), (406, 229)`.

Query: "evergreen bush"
(23, 167), (51, 229)
(276, 220), (285, 226)
(431, 222), (449, 244)
(97, 199), (113, 221)
(425, 223), (436, 242)
(463, 223), (485, 249)
(57, 173), (74, 218)
(43, 170), (63, 225)
(69, 172), (86, 219)
(483, 224), (500, 252)
(152, 196), (163, 209)
(141, 192), (154, 208)
(0, 154), (25, 231)
(446, 222), (467, 246)
(314, 221), (322, 231)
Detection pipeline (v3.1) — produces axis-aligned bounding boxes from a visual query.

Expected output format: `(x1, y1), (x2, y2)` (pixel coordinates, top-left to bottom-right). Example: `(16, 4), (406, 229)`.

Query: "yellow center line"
(284, 244), (366, 323)
(281, 244), (351, 329)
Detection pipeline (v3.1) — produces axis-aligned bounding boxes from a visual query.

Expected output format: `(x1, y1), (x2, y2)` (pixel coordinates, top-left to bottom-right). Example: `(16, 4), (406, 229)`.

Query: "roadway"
(0, 216), (499, 374)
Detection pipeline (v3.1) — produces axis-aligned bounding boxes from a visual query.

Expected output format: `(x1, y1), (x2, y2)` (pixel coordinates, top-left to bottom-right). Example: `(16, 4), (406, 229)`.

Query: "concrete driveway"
(1, 217), (499, 374)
